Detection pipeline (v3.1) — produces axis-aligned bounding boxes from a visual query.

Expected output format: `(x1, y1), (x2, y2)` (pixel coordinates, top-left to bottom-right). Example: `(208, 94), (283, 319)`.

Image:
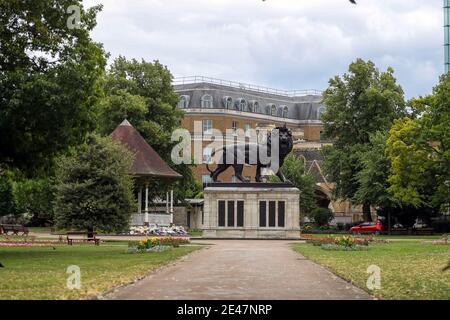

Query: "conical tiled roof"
(111, 120), (182, 179)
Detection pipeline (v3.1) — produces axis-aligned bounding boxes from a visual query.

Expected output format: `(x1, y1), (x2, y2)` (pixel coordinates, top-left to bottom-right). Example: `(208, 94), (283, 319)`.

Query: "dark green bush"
(0, 175), (17, 217)
(312, 208), (334, 227)
(431, 220), (450, 233)
(54, 135), (136, 234)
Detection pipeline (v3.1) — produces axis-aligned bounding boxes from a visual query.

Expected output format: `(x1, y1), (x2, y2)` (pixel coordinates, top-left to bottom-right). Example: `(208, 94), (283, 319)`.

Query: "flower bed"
(305, 235), (388, 251)
(321, 244), (369, 251)
(0, 235), (64, 247)
(423, 234), (449, 245)
(128, 236), (190, 253)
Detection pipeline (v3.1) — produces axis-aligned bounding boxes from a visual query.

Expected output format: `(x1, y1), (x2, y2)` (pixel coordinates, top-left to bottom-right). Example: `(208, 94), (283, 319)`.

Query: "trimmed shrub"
(312, 208), (334, 227)
(54, 135), (136, 234)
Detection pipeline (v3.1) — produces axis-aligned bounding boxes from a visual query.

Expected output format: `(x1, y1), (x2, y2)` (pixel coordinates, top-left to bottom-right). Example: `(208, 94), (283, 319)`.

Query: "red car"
(350, 220), (383, 235)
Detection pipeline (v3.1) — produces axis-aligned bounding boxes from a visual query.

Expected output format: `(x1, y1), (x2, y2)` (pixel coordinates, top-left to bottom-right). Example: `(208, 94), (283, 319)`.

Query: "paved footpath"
(106, 240), (372, 300)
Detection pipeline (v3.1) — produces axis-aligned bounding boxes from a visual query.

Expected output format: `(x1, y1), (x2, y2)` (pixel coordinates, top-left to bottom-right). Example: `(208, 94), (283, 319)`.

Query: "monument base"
(202, 183), (301, 240)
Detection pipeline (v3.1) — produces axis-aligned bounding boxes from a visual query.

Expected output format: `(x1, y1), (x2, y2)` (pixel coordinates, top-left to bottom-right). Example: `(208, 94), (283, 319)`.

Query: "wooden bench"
(0, 224), (29, 236)
(66, 232), (100, 246)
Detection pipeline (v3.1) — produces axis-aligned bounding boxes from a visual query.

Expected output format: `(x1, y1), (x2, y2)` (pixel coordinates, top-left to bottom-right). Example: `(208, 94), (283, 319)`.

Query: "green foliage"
(183, 179), (203, 199)
(270, 153), (317, 215)
(0, 175), (16, 217)
(322, 59), (405, 147)
(386, 74), (450, 211)
(354, 131), (398, 208)
(97, 56), (196, 203)
(14, 178), (55, 226)
(321, 59), (406, 221)
(311, 208), (334, 227)
(98, 56), (183, 158)
(54, 135), (135, 233)
(0, 0), (106, 174)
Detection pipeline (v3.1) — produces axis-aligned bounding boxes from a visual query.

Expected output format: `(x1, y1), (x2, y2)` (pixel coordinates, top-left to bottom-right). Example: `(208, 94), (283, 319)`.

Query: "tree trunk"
(87, 227), (94, 240)
(363, 202), (372, 222)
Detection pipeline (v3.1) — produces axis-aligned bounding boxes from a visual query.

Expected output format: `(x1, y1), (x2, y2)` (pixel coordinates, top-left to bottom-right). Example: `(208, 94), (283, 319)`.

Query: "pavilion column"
(170, 189), (174, 224)
(144, 184), (149, 226)
(166, 192), (169, 214)
(137, 187), (142, 214)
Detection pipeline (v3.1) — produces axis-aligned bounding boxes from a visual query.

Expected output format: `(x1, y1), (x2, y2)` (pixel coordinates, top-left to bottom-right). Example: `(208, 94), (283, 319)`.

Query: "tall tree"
(98, 56), (184, 159)
(321, 59), (406, 221)
(386, 74), (450, 212)
(54, 135), (135, 233)
(0, 0), (106, 174)
(97, 57), (195, 203)
(354, 131), (397, 210)
(270, 153), (317, 216)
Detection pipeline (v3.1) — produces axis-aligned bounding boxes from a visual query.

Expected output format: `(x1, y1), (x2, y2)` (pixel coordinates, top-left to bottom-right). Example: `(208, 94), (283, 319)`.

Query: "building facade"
(174, 76), (326, 184)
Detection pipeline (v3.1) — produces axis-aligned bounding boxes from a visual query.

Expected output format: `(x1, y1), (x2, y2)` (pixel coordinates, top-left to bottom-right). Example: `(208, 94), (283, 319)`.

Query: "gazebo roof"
(111, 120), (182, 179)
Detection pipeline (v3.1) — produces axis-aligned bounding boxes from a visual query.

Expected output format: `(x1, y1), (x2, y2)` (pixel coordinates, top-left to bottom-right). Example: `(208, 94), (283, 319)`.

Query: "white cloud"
(83, 0), (444, 98)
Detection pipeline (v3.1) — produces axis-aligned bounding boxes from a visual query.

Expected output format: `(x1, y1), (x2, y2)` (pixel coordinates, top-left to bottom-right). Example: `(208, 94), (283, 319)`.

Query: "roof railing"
(173, 76), (323, 97)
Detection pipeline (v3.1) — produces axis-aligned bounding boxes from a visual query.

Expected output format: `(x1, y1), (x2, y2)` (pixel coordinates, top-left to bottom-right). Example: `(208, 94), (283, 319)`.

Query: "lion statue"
(206, 125), (293, 183)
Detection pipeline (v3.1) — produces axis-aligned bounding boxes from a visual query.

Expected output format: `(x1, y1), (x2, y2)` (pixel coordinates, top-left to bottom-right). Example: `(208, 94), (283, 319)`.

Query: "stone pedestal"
(203, 183), (301, 239)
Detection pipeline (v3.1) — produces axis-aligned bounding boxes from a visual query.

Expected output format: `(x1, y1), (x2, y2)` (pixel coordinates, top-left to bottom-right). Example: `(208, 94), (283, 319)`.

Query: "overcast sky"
(83, 0), (445, 98)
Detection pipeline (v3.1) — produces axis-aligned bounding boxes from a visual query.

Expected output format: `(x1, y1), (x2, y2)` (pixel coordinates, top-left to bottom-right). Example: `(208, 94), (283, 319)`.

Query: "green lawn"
(0, 242), (201, 300)
(303, 233), (443, 240)
(293, 239), (450, 300)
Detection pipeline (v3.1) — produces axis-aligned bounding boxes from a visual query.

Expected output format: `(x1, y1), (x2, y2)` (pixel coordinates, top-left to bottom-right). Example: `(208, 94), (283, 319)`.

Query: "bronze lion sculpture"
(206, 125), (293, 183)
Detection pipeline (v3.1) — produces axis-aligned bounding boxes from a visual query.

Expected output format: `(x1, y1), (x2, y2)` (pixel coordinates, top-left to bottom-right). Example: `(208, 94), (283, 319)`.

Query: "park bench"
(66, 231), (100, 246)
(0, 224), (29, 236)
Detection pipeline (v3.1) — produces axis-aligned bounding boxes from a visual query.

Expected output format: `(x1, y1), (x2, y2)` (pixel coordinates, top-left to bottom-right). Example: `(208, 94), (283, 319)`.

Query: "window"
(253, 101), (260, 113)
(201, 94), (213, 108)
(231, 176), (238, 183)
(236, 98), (247, 111)
(203, 147), (213, 164)
(244, 123), (251, 137)
(259, 201), (286, 228)
(223, 96), (233, 109)
(202, 174), (212, 184)
(218, 200), (244, 228)
(202, 119), (213, 135)
(232, 121), (238, 133)
(266, 104), (276, 116)
(271, 105), (277, 116)
(277, 107), (283, 117)
(177, 95), (190, 109)
(282, 106), (289, 118)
